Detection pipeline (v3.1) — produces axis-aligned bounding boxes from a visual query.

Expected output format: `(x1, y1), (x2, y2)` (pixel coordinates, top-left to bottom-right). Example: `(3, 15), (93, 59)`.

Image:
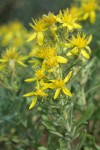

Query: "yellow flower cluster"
(23, 8), (92, 109)
(0, 21), (29, 48)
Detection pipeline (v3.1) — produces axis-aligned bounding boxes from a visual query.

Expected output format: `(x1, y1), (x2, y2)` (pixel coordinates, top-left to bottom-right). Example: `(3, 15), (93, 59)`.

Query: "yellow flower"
(81, 0), (99, 24)
(23, 81), (47, 109)
(44, 55), (68, 69)
(27, 19), (47, 45)
(29, 46), (57, 69)
(30, 46), (67, 71)
(66, 33), (92, 59)
(25, 63), (45, 83)
(29, 46), (56, 59)
(57, 9), (82, 30)
(43, 13), (58, 40)
(0, 47), (27, 70)
(43, 13), (57, 26)
(70, 6), (83, 20)
(0, 21), (28, 48)
(42, 71), (72, 99)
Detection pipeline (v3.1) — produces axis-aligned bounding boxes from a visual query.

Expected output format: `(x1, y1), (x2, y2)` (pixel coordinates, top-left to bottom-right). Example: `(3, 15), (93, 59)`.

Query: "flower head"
(44, 55), (68, 70)
(42, 71), (72, 99)
(43, 13), (57, 26)
(25, 63), (45, 83)
(30, 46), (56, 59)
(81, 0), (99, 23)
(27, 19), (47, 45)
(23, 81), (47, 109)
(70, 6), (83, 20)
(66, 32), (92, 59)
(0, 47), (27, 70)
(57, 9), (82, 30)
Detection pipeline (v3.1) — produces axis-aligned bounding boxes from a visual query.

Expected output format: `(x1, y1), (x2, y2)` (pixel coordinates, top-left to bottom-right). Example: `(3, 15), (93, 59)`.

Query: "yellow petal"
(0, 64), (6, 70)
(83, 13), (89, 20)
(66, 24), (73, 30)
(36, 80), (40, 89)
(48, 68), (54, 72)
(87, 35), (92, 45)
(23, 91), (35, 97)
(66, 52), (73, 57)
(19, 56), (28, 61)
(57, 56), (68, 63)
(85, 46), (91, 54)
(90, 11), (96, 24)
(27, 32), (37, 42)
(65, 43), (72, 48)
(29, 97), (37, 109)
(73, 23), (82, 29)
(81, 50), (90, 59)
(54, 89), (61, 99)
(42, 83), (55, 90)
(63, 87), (72, 97)
(37, 32), (44, 45)
(64, 71), (72, 83)
(71, 47), (79, 55)
(17, 61), (27, 67)
(0, 59), (8, 62)
(24, 78), (37, 82)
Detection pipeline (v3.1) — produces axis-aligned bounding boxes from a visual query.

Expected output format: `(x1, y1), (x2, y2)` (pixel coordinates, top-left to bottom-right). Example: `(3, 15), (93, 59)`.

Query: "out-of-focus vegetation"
(0, 0), (100, 150)
(0, 0), (71, 27)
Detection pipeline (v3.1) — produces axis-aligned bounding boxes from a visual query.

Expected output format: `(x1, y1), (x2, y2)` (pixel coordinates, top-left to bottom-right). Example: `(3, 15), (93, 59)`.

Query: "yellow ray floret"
(25, 63), (45, 83)
(42, 71), (72, 99)
(23, 81), (47, 109)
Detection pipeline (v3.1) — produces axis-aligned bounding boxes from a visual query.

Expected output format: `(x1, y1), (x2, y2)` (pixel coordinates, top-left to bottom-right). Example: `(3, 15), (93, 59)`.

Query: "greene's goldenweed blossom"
(81, 0), (100, 24)
(57, 9), (82, 30)
(0, 47), (27, 70)
(66, 32), (92, 59)
(70, 0), (100, 24)
(27, 19), (47, 45)
(23, 81), (48, 109)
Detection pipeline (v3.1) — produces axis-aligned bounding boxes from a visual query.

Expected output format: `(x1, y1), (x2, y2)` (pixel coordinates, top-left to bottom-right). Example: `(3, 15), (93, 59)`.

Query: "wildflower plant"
(0, 1), (100, 150)
(22, 6), (99, 149)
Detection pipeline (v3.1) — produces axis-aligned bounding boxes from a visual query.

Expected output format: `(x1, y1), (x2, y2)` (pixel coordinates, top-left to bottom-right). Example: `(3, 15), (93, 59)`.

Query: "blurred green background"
(0, 0), (72, 27)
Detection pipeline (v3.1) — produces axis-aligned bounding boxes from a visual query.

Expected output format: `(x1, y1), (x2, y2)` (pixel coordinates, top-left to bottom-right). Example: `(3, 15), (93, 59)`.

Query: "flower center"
(54, 80), (64, 88)
(35, 70), (45, 79)
(83, 2), (97, 12)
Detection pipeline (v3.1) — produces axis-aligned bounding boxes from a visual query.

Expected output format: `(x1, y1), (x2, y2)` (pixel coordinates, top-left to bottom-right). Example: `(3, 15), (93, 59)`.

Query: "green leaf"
(95, 144), (100, 150)
(87, 134), (100, 150)
(50, 131), (63, 137)
(75, 103), (95, 127)
(75, 130), (87, 150)
(42, 121), (56, 131)
(38, 146), (48, 150)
